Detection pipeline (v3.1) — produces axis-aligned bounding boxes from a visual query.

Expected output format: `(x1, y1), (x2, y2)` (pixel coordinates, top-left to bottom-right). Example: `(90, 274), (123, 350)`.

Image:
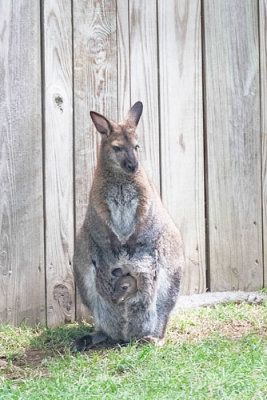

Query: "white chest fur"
(106, 184), (138, 242)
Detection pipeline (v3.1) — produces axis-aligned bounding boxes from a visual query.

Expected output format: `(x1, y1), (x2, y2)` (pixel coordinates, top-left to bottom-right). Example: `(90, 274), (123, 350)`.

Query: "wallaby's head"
(90, 102), (143, 175)
(112, 274), (138, 304)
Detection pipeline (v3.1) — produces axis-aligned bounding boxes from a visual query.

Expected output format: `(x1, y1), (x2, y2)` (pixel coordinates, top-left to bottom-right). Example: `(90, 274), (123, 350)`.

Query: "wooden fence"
(0, 0), (266, 327)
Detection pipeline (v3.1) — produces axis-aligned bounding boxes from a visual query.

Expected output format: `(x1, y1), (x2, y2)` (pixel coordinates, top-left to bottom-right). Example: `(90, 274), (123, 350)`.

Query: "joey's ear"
(90, 111), (112, 136)
(112, 268), (123, 277)
(126, 101), (143, 127)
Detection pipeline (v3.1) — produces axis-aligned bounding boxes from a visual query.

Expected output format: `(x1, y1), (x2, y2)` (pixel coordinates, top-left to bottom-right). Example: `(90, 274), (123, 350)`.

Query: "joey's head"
(111, 274), (138, 305)
(90, 102), (143, 175)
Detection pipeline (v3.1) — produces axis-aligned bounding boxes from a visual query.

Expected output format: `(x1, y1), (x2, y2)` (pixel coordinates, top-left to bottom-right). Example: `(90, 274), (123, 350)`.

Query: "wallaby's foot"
(156, 337), (166, 347)
(71, 331), (108, 353)
(137, 336), (166, 347)
(71, 335), (92, 352)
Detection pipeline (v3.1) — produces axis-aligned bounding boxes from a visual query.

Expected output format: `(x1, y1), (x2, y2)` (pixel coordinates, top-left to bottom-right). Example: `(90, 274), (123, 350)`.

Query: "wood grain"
(129, 0), (160, 191)
(158, 0), (206, 294)
(73, 0), (117, 319)
(43, 0), (75, 327)
(259, 0), (267, 287)
(0, 0), (45, 324)
(117, 0), (130, 120)
(203, 0), (263, 291)
(0, 0), (266, 327)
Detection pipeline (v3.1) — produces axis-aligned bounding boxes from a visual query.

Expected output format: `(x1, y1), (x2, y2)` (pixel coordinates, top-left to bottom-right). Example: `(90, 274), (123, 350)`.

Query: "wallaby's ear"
(90, 111), (112, 136)
(126, 101), (143, 127)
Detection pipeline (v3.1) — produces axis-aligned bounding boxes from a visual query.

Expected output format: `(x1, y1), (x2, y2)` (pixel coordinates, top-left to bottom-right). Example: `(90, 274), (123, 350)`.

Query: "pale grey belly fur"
(106, 184), (138, 242)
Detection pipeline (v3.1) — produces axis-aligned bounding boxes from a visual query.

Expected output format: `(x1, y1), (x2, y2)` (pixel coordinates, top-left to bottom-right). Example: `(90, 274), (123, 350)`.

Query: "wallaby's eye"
(113, 146), (121, 153)
(135, 145), (140, 151)
(121, 285), (128, 291)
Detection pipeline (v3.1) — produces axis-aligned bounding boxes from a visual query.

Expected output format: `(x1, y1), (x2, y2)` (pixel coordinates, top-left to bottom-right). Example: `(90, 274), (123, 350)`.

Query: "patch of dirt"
(0, 357), (8, 369)
(0, 356), (27, 380)
(0, 349), (56, 380)
(12, 349), (53, 368)
(168, 317), (266, 344)
(219, 320), (265, 339)
(0, 362), (26, 380)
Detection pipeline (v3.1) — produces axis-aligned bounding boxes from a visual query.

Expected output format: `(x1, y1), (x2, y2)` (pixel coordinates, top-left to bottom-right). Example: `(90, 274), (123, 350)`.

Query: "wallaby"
(72, 102), (184, 352)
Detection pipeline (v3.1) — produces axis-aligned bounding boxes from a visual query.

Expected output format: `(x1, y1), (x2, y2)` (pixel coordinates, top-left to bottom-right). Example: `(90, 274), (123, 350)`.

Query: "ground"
(0, 301), (266, 399)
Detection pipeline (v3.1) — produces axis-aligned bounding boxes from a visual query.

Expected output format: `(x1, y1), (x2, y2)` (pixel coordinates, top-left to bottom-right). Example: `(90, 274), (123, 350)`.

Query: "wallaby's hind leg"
(71, 331), (108, 353)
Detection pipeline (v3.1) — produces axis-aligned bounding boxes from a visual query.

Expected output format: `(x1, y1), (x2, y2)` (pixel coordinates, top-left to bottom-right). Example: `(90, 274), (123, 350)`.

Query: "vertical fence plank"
(158, 0), (205, 294)
(259, 0), (267, 287)
(117, 0), (130, 120)
(0, 0), (45, 325)
(43, 0), (75, 327)
(203, 0), (263, 291)
(73, 0), (117, 320)
(129, 0), (160, 190)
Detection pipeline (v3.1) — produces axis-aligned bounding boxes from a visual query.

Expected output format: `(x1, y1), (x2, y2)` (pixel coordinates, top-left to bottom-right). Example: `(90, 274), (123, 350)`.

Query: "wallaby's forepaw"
(124, 235), (137, 258)
(71, 335), (93, 353)
(110, 234), (122, 258)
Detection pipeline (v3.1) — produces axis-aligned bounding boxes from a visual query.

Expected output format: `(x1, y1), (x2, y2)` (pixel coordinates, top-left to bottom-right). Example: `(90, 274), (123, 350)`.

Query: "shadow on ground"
(0, 323), (119, 380)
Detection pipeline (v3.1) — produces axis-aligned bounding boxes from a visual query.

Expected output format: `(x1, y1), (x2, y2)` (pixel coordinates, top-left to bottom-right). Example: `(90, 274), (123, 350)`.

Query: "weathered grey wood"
(73, 0), (117, 319)
(204, 0), (263, 291)
(0, 0), (45, 325)
(259, 0), (267, 287)
(158, 0), (206, 294)
(43, 0), (75, 327)
(129, 0), (160, 191)
(1, 0), (266, 327)
(117, 0), (130, 120)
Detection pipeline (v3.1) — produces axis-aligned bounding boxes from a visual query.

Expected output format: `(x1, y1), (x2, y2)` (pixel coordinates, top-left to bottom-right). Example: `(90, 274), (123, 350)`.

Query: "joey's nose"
(125, 160), (138, 173)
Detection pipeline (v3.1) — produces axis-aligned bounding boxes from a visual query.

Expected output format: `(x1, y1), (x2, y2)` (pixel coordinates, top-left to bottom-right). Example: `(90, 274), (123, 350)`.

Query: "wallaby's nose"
(124, 160), (138, 173)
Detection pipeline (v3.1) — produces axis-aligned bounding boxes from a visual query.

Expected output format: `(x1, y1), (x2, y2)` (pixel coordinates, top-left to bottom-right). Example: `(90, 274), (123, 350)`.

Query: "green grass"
(0, 302), (266, 400)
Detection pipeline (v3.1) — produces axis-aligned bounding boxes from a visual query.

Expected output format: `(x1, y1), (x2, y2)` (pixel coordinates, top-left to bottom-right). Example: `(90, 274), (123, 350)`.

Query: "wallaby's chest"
(105, 184), (138, 242)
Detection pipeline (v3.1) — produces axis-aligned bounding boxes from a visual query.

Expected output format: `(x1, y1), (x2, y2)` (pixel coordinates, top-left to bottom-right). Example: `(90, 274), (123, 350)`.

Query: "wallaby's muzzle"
(123, 159), (138, 174)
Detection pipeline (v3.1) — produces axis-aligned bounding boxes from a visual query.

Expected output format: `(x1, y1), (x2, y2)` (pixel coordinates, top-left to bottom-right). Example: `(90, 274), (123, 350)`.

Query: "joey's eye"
(121, 285), (128, 291)
(113, 146), (121, 153)
(135, 145), (140, 151)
